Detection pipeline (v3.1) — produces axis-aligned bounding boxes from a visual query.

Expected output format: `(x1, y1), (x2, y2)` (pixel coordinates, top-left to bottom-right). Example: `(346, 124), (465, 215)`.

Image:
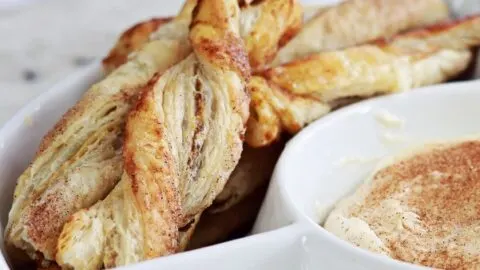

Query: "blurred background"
(0, 0), (183, 124)
(1, 0), (480, 126)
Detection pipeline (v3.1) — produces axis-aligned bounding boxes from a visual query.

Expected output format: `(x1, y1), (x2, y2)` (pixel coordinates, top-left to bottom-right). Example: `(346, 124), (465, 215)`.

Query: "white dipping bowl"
(254, 79), (480, 270)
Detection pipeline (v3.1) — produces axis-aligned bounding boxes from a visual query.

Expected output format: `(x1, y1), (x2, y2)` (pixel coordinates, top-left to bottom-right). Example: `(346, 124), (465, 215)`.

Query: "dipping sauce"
(324, 139), (480, 269)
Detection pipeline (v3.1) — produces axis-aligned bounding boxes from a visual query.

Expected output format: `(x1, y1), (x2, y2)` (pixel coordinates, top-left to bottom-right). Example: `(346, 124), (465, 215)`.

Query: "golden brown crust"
(245, 79), (283, 146)
(190, 31), (251, 81)
(7, 0), (301, 265)
(184, 0), (251, 221)
(14, 3), (478, 269)
(272, 0), (450, 66)
(102, 17), (172, 74)
(374, 15), (480, 51)
(240, 0), (303, 70)
(278, 1), (303, 47)
(378, 15), (480, 42)
(245, 75), (323, 147)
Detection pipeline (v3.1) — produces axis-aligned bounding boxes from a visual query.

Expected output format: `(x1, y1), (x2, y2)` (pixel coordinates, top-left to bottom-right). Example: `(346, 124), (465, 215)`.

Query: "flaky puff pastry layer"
(55, 0), (251, 269)
(4, 1), (196, 262)
(246, 16), (480, 147)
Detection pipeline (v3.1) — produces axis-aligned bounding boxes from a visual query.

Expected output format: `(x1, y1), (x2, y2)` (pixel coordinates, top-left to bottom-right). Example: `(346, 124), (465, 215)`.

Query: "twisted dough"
(245, 16), (480, 147)
(271, 0), (449, 66)
(101, 18), (172, 74)
(55, 0), (250, 269)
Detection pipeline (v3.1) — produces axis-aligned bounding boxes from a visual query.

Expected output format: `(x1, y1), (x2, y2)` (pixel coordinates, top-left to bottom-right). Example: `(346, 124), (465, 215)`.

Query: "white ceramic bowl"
(253, 79), (480, 270)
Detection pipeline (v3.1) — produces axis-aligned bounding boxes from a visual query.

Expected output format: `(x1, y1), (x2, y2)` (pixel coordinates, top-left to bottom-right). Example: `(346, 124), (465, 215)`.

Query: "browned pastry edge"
(277, 1), (303, 48)
(243, 0), (303, 70)
(190, 28), (251, 82)
(373, 14), (480, 46)
(102, 17), (172, 73)
(122, 72), (181, 256)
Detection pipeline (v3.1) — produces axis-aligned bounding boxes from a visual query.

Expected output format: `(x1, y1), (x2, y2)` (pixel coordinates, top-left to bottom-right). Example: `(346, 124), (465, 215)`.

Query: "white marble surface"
(0, 0), (183, 125)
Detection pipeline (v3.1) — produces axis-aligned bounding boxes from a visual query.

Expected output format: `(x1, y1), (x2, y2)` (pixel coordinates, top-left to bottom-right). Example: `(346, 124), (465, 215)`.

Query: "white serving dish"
(2, 60), (480, 269)
(2, 0), (480, 268)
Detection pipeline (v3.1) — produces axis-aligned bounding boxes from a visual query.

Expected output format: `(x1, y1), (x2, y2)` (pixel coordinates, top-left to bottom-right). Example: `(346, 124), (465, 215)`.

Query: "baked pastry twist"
(4, 1), (195, 263)
(271, 0), (450, 66)
(245, 16), (480, 147)
(55, 0), (250, 269)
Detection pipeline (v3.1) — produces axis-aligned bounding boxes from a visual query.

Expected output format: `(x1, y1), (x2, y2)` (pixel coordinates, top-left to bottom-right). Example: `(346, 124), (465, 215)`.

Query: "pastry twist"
(271, 0), (449, 66)
(55, 0), (250, 269)
(245, 16), (480, 147)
